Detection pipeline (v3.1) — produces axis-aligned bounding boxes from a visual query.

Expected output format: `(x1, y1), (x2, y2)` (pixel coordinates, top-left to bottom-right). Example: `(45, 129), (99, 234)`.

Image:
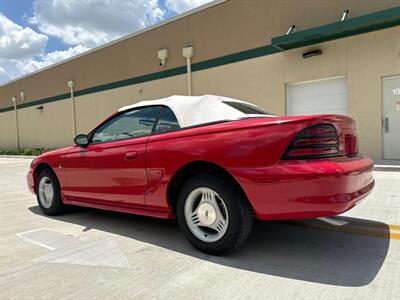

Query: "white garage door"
(287, 77), (347, 116)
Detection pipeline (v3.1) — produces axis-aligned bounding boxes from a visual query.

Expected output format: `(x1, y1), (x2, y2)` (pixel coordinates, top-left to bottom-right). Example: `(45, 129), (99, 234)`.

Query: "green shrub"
(0, 148), (53, 156)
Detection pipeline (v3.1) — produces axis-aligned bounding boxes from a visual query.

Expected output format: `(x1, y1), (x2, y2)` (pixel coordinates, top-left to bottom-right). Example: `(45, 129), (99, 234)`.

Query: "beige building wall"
(17, 100), (74, 149)
(347, 27), (400, 159)
(1, 0), (399, 108)
(0, 111), (17, 149)
(0, 74), (188, 149)
(193, 27), (400, 159)
(0, 26), (399, 160)
(193, 51), (286, 115)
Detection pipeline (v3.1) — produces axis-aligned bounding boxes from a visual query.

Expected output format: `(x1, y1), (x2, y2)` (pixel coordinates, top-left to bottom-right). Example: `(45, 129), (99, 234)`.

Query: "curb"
(0, 155), (37, 159)
(374, 165), (400, 172)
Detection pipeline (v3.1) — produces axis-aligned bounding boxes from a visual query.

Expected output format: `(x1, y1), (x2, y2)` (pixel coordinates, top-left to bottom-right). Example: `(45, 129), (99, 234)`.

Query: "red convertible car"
(27, 95), (374, 254)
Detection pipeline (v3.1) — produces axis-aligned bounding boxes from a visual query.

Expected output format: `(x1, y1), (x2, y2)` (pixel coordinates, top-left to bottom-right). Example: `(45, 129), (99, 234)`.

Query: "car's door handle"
(125, 151), (138, 160)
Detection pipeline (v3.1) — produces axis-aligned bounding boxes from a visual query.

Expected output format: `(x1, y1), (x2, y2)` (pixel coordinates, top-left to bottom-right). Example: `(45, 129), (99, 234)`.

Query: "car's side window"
(92, 106), (162, 143)
(154, 107), (181, 134)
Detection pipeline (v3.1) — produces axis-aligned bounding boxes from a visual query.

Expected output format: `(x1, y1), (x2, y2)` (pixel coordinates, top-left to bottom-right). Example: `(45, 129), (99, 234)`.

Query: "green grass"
(0, 148), (53, 156)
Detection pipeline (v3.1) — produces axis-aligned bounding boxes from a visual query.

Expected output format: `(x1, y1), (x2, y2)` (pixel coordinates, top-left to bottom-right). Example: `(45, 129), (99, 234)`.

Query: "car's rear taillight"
(344, 133), (358, 156)
(282, 124), (340, 160)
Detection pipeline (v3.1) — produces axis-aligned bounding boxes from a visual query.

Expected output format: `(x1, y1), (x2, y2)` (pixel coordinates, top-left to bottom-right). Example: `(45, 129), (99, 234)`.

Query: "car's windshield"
(223, 101), (274, 115)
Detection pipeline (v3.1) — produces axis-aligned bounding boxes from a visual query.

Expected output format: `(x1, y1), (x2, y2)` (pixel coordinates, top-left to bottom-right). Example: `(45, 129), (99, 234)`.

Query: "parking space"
(0, 157), (399, 299)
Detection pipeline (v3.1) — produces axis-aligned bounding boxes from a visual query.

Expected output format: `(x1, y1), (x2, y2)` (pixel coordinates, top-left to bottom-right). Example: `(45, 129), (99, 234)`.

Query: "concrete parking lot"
(0, 157), (399, 300)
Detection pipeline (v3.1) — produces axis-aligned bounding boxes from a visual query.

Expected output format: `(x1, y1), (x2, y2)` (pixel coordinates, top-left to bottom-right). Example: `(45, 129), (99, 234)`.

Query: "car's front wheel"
(177, 174), (253, 255)
(36, 168), (66, 215)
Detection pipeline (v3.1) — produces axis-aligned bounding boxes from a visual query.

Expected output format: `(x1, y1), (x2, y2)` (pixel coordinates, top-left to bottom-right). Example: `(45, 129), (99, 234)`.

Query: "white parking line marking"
(17, 234), (56, 250)
(33, 238), (131, 268)
(17, 228), (131, 268)
(17, 228), (81, 250)
(17, 227), (54, 236)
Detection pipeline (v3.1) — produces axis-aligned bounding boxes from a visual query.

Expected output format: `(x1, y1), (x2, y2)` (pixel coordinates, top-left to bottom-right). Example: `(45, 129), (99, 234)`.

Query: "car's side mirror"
(74, 134), (89, 147)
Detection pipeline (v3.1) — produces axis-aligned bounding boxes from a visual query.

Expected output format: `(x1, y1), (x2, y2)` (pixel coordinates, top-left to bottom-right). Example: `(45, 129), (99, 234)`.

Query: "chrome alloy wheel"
(38, 176), (54, 209)
(184, 187), (229, 243)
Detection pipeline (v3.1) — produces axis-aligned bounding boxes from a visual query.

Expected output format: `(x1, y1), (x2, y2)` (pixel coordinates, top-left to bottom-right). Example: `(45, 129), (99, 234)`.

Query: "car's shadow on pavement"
(29, 206), (389, 287)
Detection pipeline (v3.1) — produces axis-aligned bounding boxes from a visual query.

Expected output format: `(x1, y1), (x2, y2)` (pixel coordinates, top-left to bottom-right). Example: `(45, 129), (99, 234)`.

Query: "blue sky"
(0, 0), (66, 53)
(0, 0), (212, 84)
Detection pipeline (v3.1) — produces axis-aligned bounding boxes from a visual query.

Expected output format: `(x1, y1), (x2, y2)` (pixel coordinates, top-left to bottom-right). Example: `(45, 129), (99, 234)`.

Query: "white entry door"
(382, 75), (400, 160)
(287, 77), (347, 116)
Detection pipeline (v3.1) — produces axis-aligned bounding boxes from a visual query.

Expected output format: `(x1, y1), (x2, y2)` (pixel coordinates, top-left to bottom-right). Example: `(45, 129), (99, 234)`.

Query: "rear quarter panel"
(145, 118), (302, 209)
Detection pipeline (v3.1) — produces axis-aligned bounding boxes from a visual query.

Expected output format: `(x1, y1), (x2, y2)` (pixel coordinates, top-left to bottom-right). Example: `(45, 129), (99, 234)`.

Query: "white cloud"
(0, 0), (214, 84)
(165, 0), (213, 14)
(29, 0), (215, 48)
(17, 45), (90, 76)
(0, 65), (6, 76)
(29, 0), (166, 48)
(0, 45), (89, 84)
(0, 9), (91, 84)
(0, 12), (48, 59)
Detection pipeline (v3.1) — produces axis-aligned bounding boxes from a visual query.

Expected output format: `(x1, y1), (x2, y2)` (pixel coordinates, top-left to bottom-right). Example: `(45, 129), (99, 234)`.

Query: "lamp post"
(12, 96), (19, 150)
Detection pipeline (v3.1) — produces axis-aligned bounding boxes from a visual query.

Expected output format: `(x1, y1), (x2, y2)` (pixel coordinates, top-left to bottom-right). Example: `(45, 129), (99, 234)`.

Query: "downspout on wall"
(182, 46), (194, 96)
(12, 96), (19, 150)
(68, 80), (77, 138)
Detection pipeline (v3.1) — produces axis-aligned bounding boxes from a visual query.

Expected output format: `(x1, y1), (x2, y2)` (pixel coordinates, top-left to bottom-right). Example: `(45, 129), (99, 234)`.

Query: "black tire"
(176, 174), (253, 255)
(36, 168), (67, 215)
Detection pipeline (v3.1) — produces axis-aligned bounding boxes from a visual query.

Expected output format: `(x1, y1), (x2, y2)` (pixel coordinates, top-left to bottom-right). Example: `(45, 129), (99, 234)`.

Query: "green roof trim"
(272, 5), (400, 50)
(192, 45), (280, 72)
(1, 6), (399, 114)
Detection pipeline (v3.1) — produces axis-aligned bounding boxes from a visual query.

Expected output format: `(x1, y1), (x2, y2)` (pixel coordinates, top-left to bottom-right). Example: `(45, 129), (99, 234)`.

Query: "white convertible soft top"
(118, 95), (273, 128)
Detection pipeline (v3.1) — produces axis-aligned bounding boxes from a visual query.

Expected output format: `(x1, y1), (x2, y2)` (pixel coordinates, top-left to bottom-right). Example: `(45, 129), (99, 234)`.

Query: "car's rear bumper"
(229, 155), (374, 220)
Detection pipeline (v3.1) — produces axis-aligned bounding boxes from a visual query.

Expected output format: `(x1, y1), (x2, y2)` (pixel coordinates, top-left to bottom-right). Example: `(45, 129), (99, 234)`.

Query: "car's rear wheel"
(177, 174), (253, 255)
(36, 168), (66, 215)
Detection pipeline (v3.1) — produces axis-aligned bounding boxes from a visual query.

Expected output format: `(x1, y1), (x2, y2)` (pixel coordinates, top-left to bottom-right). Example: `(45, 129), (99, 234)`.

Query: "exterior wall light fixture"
(302, 49), (322, 59)
(20, 91), (26, 102)
(158, 48), (169, 66)
(286, 24), (296, 35)
(341, 8), (350, 21)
